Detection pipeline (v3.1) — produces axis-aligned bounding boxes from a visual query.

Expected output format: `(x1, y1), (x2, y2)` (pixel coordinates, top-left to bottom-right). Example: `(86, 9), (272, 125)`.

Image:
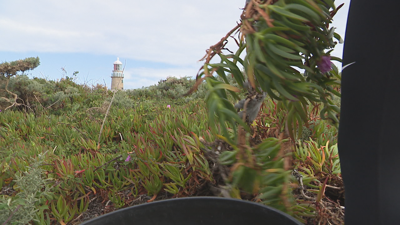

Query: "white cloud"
(0, 0), (246, 65)
(0, 0), (351, 88)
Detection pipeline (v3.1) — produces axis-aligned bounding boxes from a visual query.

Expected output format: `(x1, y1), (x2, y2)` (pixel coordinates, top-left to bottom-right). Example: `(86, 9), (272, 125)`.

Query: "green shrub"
(0, 152), (52, 224)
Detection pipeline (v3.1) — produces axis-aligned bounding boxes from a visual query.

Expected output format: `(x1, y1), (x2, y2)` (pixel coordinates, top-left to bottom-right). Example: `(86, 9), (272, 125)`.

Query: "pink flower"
(125, 155), (131, 162)
(167, 105), (171, 109)
(317, 56), (332, 74)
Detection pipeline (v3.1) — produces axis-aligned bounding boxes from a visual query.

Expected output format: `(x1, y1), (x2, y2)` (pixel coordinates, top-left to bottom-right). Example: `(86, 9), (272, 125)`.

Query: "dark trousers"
(339, 0), (400, 224)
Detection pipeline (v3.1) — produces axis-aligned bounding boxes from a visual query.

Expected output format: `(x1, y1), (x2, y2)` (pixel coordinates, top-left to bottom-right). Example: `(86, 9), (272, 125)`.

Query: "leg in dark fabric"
(339, 0), (400, 224)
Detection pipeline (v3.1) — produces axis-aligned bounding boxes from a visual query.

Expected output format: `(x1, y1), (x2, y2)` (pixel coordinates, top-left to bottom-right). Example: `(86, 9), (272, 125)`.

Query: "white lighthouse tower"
(111, 57), (124, 90)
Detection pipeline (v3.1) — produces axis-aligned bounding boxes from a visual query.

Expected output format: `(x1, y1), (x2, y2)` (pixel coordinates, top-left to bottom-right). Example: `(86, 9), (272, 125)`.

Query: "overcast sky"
(0, 0), (350, 90)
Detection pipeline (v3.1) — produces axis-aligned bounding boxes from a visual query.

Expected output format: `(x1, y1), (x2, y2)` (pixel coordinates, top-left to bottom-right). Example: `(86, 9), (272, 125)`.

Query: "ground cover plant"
(0, 0), (344, 224)
(0, 76), (342, 224)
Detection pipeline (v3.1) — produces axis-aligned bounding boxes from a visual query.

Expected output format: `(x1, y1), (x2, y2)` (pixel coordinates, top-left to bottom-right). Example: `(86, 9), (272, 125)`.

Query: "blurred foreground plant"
(0, 152), (52, 225)
(187, 0), (343, 219)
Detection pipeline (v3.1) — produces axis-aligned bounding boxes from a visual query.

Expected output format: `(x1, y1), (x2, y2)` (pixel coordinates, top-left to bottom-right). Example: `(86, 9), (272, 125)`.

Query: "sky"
(0, 0), (351, 90)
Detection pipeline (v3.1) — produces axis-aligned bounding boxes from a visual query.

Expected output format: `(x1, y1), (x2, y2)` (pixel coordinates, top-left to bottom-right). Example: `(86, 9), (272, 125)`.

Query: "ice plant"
(125, 155), (131, 162)
(167, 105), (171, 109)
(318, 56), (333, 74)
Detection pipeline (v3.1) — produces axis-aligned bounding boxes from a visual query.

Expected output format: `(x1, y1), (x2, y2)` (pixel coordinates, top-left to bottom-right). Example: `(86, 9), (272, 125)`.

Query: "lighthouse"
(111, 57), (124, 90)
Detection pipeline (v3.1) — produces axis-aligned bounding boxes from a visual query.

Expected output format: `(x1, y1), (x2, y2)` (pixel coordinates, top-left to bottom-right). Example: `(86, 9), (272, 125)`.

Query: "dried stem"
(34, 95), (44, 109)
(2, 205), (22, 225)
(254, 3), (274, 27)
(97, 60), (126, 147)
(97, 90), (116, 148)
(199, 22), (242, 64)
(47, 98), (62, 109)
(93, 155), (122, 172)
(1, 78), (19, 110)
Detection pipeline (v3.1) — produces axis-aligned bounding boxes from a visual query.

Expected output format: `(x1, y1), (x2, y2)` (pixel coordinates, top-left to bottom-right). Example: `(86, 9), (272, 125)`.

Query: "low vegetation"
(0, 69), (343, 224)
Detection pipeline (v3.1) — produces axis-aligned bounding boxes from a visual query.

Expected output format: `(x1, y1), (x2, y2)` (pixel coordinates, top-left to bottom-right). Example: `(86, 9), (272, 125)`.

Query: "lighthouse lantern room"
(111, 57), (124, 90)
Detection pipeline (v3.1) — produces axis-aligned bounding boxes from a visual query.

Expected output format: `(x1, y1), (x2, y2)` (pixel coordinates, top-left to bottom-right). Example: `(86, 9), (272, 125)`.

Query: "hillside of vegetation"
(0, 73), (343, 224)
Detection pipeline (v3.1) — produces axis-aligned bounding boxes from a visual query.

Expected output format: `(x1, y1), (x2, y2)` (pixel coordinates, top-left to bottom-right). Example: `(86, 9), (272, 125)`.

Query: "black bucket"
(80, 197), (302, 225)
